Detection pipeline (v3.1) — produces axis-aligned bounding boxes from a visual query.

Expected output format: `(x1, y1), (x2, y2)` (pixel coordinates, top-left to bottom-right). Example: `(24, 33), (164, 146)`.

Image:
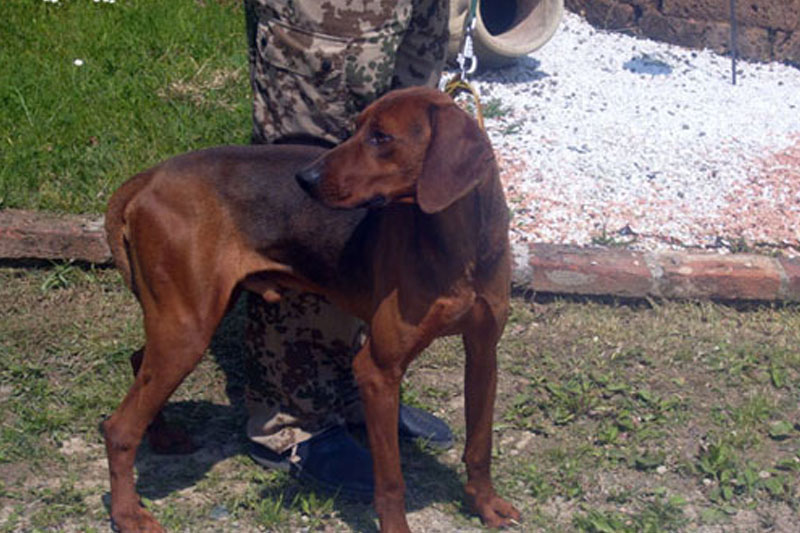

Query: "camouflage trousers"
(245, 0), (449, 145)
(244, 0), (449, 453)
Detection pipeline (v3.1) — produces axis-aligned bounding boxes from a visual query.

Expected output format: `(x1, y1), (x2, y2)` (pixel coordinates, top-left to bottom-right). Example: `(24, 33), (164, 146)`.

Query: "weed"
(573, 508), (631, 532)
(574, 493), (687, 532)
(768, 420), (796, 440)
(516, 463), (554, 501)
(591, 225), (637, 247)
(40, 261), (79, 291)
(482, 97), (512, 119)
(254, 493), (288, 529)
(500, 120), (525, 136)
(294, 490), (336, 526)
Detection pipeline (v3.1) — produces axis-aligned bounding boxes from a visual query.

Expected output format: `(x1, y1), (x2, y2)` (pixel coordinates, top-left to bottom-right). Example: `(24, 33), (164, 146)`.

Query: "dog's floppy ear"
(417, 103), (495, 214)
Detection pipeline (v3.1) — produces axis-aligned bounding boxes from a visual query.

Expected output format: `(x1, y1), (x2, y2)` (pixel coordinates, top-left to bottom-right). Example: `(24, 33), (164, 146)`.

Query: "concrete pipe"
(448, 0), (564, 68)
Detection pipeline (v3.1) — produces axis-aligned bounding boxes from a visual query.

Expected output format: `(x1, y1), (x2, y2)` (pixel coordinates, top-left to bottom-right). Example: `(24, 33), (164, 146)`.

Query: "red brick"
(774, 30), (800, 64)
(639, 9), (731, 52)
(527, 243), (654, 297)
(654, 252), (782, 300)
(778, 256), (800, 301)
(662, 0), (799, 32)
(566, 0), (637, 30)
(0, 209), (110, 264)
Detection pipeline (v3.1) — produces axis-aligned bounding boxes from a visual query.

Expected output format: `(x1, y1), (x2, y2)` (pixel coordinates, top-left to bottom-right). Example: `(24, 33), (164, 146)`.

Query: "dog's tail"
(104, 170), (152, 294)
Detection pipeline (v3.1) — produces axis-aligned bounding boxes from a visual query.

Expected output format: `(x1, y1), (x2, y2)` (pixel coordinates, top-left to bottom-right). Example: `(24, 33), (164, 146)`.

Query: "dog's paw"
(111, 506), (165, 533)
(465, 484), (521, 529)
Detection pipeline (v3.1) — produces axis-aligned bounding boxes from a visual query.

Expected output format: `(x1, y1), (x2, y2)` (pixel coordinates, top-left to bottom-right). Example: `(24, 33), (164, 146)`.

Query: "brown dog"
(103, 86), (519, 532)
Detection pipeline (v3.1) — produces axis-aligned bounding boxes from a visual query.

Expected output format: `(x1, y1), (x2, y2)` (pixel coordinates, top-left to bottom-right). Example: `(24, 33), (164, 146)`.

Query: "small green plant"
(574, 492), (687, 532)
(573, 508), (631, 532)
(516, 463), (554, 501)
(634, 449), (666, 472)
(482, 97), (512, 119)
(696, 442), (739, 501)
(254, 494), (288, 529)
(591, 225), (637, 247)
(294, 490), (336, 527)
(544, 374), (599, 425)
(40, 261), (79, 291)
(768, 420), (795, 440)
(500, 119), (525, 136)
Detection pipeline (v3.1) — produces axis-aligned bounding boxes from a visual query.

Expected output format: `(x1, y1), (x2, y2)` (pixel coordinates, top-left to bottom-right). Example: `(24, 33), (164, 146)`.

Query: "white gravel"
(468, 11), (800, 254)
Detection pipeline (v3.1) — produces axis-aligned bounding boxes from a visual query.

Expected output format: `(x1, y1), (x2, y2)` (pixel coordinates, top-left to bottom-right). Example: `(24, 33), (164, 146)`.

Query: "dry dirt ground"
(1, 265), (799, 532)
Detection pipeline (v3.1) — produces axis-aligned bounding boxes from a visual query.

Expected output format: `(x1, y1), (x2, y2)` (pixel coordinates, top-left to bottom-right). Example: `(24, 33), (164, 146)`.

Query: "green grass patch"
(1, 0), (250, 214)
(2, 266), (800, 531)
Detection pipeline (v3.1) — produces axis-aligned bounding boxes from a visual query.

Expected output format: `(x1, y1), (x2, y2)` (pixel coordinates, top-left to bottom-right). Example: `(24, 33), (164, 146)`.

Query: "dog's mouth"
(356, 195), (387, 209)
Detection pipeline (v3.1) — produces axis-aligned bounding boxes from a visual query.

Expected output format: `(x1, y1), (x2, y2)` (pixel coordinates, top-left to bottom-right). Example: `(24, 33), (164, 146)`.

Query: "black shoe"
(248, 406), (452, 499)
(397, 404), (454, 450)
(250, 426), (373, 502)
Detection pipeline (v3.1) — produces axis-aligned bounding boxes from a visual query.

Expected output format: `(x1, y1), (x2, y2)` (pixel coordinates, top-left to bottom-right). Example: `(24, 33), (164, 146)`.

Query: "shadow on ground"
(116, 298), (466, 532)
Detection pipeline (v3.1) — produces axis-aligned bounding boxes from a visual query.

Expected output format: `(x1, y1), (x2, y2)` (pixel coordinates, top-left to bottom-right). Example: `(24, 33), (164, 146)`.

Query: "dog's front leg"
(352, 338), (410, 533)
(461, 299), (521, 528)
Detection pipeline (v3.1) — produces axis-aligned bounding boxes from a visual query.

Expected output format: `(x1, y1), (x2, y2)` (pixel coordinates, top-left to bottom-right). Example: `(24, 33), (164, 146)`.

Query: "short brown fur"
(103, 87), (519, 532)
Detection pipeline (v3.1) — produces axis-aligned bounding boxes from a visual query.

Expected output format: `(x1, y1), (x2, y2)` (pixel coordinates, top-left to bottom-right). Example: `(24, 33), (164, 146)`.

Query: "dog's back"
(106, 144), (369, 296)
(203, 145), (369, 285)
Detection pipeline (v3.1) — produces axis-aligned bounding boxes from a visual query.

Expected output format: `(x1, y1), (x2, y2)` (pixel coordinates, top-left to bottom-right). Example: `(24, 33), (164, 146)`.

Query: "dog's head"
(296, 86), (496, 214)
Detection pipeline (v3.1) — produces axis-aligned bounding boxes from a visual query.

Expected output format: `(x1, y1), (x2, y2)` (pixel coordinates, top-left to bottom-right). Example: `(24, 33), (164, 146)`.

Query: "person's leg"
(244, 291), (374, 500)
(392, 0), (450, 90)
(244, 0), (374, 433)
(242, 0), (453, 497)
(242, 3), (384, 499)
(245, 292), (364, 454)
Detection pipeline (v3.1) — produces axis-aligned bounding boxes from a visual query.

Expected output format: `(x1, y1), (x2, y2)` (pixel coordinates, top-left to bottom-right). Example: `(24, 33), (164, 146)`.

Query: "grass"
(2, 3), (799, 530)
(1, 265), (799, 531)
(0, 0), (250, 214)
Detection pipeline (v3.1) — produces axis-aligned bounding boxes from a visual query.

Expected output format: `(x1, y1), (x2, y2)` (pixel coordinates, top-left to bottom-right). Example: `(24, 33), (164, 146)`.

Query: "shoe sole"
(249, 451), (290, 472)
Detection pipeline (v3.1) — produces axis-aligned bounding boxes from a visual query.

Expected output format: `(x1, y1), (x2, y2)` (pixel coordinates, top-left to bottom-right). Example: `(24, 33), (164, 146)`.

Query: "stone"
(661, 1), (798, 31)
(639, 9), (731, 53)
(567, 0), (800, 64)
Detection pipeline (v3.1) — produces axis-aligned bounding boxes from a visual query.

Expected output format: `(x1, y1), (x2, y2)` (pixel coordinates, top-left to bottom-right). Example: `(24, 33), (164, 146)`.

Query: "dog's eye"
(368, 130), (393, 146)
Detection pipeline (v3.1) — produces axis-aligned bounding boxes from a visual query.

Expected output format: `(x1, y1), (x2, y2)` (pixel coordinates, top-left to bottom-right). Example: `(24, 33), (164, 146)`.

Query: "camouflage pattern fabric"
(245, 291), (366, 453)
(245, 0), (449, 145)
(244, 0), (448, 453)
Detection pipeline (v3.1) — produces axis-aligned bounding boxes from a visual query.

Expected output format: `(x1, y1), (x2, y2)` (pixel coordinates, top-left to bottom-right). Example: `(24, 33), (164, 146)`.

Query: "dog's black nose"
(296, 166), (322, 195)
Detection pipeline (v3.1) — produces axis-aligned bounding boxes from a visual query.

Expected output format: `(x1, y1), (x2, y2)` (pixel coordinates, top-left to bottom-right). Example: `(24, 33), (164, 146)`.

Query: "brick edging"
(0, 209), (110, 265)
(1, 209), (798, 302)
(515, 242), (800, 302)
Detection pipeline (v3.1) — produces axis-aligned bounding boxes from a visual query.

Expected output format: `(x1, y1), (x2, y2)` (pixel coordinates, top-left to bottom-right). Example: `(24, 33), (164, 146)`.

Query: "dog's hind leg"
(130, 348), (198, 455)
(104, 301), (224, 532)
(103, 241), (237, 533)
